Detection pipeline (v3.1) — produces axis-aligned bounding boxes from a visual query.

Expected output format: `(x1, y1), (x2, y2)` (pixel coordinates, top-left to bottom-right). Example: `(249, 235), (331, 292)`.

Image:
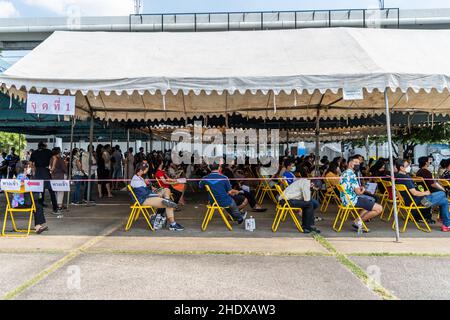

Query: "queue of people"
(2, 140), (450, 234)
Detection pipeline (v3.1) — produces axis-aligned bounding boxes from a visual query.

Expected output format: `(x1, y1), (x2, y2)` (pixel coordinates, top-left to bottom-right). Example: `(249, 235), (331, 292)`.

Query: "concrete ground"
(0, 190), (449, 300)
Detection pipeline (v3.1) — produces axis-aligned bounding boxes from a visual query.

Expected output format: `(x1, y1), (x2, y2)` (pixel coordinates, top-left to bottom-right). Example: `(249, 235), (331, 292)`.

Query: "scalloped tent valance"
(1, 28), (450, 121)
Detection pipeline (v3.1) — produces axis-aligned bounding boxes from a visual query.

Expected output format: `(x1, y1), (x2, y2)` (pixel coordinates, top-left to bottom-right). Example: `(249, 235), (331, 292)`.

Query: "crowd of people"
(1, 140), (450, 234)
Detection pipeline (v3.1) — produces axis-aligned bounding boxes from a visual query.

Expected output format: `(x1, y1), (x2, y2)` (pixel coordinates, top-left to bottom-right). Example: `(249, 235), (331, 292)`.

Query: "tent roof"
(1, 28), (450, 121)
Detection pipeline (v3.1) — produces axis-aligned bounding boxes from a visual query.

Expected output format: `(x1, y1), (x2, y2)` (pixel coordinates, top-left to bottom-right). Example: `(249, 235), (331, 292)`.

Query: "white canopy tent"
(2, 27), (450, 240)
(1, 28), (450, 121)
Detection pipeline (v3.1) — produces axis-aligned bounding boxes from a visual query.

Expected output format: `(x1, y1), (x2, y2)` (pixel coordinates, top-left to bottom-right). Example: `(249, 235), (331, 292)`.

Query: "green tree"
(0, 132), (27, 158)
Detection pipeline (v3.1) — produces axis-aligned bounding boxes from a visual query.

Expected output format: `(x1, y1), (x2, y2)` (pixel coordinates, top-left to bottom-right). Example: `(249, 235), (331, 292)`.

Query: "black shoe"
(418, 218), (436, 225)
(303, 227), (321, 234)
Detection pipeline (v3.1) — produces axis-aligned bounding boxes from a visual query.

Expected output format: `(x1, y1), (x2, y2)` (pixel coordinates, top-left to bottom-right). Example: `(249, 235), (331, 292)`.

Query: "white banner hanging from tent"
(26, 93), (75, 116)
(50, 180), (71, 192)
(24, 180), (44, 193)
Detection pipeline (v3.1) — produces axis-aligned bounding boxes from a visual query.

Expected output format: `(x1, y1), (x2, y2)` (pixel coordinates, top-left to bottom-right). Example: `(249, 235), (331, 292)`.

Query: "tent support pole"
(149, 128), (153, 151)
(315, 106), (320, 176)
(127, 129), (130, 152)
(384, 90), (400, 243)
(86, 115), (94, 203)
(66, 116), (75, 210)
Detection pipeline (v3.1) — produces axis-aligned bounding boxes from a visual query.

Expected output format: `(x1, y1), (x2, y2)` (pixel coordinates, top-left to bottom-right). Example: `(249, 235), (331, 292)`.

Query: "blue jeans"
(425, 191), (449, 226)
(311, 199), (319, 210)
(72, 175), (84, 203)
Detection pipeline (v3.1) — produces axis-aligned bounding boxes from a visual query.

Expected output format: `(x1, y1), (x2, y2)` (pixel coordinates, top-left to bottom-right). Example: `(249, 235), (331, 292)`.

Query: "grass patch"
(352, 252), (450, 258)
(312, 234), (398, 300)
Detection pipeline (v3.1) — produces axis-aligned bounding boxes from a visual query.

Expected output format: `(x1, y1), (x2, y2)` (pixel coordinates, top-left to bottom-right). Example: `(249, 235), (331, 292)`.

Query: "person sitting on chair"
(130, 163), (184, 231)
(281, 175), (321, 234)
(340, 155), (382, 233)
(416, 156), (446, 193)
(222, 163), (266, 212)
(199, 162), (247, 224)
(395, 159), (450, 232)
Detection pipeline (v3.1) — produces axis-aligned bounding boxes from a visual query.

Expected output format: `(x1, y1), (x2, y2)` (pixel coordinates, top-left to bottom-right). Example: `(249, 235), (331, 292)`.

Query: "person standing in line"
(111, 145), (124, 190)
(49, 147), (67, 213)
(71, 148), (85, 205)
(102, 144), (113, 198)
(124, 147), (135, 182)
(81, 144), (97, 202)
(96, 144), (107, 199)
(6, 147), (20, 178)
(29, 142), (58, 215)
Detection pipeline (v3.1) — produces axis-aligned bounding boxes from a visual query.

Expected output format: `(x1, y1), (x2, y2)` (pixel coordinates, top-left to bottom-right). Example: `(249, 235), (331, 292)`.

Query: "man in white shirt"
(281, 178), (320, 233)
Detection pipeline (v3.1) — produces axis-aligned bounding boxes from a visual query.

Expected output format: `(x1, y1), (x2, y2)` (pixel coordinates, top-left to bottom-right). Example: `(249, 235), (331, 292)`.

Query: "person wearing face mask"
(282, 159), (297, 185)
(395, 159), (450, 232)
(340, 155), (383, 233)
(416, 156), (445, 193)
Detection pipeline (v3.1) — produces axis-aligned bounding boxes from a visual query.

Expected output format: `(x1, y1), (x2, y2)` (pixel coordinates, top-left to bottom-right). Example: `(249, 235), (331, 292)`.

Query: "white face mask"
(290, 166), (296, 172)
(26, 168), (32, 175)
(405, 166), (412, 173)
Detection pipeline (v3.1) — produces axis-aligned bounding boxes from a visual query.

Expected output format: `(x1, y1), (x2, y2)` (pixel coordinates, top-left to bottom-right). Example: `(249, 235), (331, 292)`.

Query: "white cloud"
(0, 1), (20, 18)
(23, 0), (134, 16)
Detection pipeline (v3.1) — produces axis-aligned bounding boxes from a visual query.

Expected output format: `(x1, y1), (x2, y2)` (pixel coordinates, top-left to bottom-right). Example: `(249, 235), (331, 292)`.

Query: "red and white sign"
(0, 179), (21, 191)
(50, 180), (71, 192)
(27, 93), (76, 116)
(24, 180), (44, 193)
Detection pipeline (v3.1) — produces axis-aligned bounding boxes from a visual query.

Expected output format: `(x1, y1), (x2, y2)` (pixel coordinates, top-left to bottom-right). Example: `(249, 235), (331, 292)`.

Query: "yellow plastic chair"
(201, 184), (234, 231)
(438, 179), (450, 202)
(125, 185), (156, 231)
(392, 184), (431, 233)
(413, 176), (431, 192)
(320, 177), (339, 213)
(332, 185), (369, 232)
(272, 184), (304, 233)
(255, 170), (278, 204)
(380, 180), (406, 222)
(2, 189), (36, 237)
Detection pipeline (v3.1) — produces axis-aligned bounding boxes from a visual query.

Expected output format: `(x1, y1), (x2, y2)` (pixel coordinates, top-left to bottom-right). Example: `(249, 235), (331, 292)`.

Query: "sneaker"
(314, 216), (324, 222)
(169, 222), (185, 231)
(441, 225), (450, 232)
(420, 197), (433, 208)
(352, 221), (370, 233)
(162, 199), (178, 209)
(70, 202), (82, 206)
(237, 211), (248, 225)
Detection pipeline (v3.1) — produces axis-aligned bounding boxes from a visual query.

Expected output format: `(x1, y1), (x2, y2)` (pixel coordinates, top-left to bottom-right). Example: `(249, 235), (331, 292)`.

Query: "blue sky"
(4, 0), (450, 18)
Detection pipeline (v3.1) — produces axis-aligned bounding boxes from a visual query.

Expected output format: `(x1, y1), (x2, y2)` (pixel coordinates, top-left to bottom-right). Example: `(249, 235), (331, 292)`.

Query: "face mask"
(353, 165), (360, 172)
(290, 166), (296, 172)
(26, 168), (32, 175)
(405, 166), (412, 173)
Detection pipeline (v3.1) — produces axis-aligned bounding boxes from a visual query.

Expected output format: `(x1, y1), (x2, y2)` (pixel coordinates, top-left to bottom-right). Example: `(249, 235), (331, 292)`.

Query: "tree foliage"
(341, 123), (450, 159)
(0, 132), (27, 157)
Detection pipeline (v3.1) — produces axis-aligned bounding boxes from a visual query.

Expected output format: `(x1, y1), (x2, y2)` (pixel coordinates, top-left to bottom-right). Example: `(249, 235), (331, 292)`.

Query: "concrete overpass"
(1, 8), (450, 50)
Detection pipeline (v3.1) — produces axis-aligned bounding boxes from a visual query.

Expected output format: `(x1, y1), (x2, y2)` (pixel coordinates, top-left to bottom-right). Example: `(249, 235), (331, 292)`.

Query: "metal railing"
(129, 8), (400, 32)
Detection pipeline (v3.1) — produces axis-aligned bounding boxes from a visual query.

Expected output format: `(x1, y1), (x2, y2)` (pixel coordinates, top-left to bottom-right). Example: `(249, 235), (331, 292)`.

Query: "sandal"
(36, 225), (49, 234)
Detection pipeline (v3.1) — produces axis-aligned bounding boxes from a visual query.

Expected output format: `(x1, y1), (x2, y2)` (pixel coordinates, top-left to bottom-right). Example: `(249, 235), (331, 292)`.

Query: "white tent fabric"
(1, 28), (450, 121)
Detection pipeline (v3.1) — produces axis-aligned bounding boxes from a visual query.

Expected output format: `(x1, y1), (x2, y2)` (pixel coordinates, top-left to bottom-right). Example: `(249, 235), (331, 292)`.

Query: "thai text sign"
(24, 180), (44, 193)
(27, 93), (76, 116)
(50, 180), (71, 192)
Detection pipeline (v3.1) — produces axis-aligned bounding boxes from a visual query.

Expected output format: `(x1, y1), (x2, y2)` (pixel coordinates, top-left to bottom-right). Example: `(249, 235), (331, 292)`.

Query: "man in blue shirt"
(395, 159), (450, 232)
(199, 163), (247, 224)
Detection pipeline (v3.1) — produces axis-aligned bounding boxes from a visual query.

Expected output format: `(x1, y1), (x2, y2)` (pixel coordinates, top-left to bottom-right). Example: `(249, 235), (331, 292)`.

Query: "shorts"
(112, 167), (123, 179)
(356, 196), (376, 211)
